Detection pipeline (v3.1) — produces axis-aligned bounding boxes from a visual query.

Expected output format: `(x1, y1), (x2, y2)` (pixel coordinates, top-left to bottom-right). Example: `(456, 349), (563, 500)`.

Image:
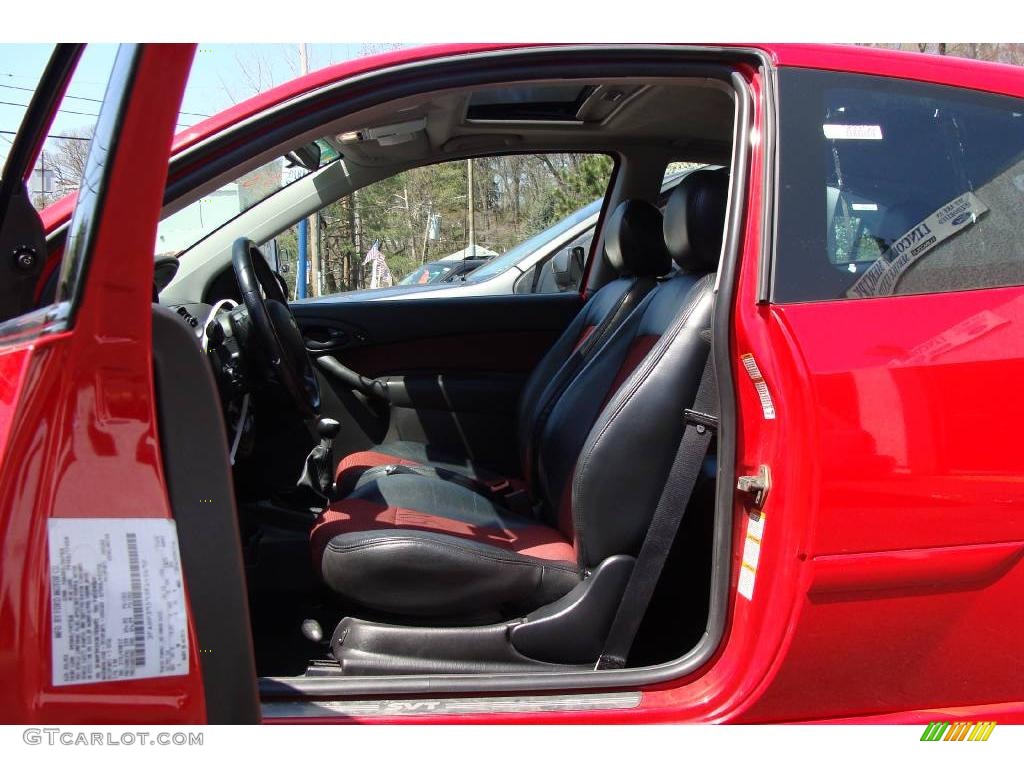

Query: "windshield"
(155, 141), (338, 259)
(465, 196), (604, 283)
(399, 262), (453, 285)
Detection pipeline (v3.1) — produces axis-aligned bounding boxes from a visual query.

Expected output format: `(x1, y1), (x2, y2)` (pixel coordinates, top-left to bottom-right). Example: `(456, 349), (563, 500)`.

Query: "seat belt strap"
(595, 351), (718, 670)
(383, 463), (537, 517)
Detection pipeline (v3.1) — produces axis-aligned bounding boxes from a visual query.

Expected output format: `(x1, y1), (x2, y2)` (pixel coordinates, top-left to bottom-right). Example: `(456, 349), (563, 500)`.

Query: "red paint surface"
(809, 542), (1024, 595)
(0, 45), (203, 723)
(731, 287), (1024, 722)
(765, 43), (1024, 98)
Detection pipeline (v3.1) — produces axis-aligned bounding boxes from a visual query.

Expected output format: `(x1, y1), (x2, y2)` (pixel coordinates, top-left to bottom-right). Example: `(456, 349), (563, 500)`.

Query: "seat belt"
(381, 463), (539, 518)
(595, 351), (718, 670)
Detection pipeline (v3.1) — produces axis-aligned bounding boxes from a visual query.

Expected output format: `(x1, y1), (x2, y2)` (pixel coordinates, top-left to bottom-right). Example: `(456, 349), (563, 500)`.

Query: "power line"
(0, 71), (110, 88)
(0, 82), (102, 104)
(0, 97), (100, 119)
(0, 129), (90, 141)
(0, 98), (196, 129)
(0, 82), (211, 118)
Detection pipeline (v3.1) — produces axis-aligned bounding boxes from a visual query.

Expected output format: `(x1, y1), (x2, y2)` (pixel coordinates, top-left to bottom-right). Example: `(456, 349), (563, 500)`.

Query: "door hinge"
(737, 464), (771, 510)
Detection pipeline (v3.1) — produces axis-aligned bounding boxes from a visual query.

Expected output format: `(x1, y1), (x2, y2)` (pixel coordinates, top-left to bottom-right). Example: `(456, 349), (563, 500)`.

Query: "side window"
(512, 160), (710, 295)
(0, 44), (120, 325)
(774, 69), (1024, 303)
(10, 45), (118, 212)
(270, 153), (613, 299)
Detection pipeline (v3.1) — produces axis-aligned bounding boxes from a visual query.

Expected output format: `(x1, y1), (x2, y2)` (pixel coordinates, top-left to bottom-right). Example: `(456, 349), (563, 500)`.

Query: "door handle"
(304, 327), (350, 352)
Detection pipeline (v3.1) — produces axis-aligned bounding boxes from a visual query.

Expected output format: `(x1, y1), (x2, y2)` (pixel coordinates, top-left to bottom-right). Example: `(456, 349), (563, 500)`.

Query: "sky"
(0, 44), (407, 176)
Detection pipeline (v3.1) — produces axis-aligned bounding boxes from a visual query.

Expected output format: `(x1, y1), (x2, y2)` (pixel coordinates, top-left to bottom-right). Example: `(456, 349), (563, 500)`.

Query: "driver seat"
(311, 168), (729, 624)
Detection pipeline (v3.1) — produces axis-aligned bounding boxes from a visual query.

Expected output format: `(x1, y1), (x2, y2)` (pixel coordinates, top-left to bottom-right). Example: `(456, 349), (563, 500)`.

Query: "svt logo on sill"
(920, 721), (996, 742)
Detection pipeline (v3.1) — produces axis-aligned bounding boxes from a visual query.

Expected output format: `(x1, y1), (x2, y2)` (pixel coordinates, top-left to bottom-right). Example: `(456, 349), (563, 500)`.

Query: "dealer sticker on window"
(847, 191), (989, 299)
(822, 123), (883, 141)
(48, 518), (189, 687)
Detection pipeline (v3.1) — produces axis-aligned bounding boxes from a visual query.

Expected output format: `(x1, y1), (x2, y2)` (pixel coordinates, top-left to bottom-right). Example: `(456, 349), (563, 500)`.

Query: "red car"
(1, 43), (1023, 725)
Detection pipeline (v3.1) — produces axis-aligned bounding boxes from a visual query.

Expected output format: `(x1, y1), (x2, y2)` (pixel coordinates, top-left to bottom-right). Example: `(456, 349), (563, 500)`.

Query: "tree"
(274, 152), (616, 291)
(549, 154), (615, 219)
(33, 127), (94, 206)
(861, 43), (1024, 65)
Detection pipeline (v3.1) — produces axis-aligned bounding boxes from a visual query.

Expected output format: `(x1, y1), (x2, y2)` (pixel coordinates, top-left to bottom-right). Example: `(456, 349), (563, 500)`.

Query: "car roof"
(170, 44), (1024, 159)
(39, 43), (1024, 235)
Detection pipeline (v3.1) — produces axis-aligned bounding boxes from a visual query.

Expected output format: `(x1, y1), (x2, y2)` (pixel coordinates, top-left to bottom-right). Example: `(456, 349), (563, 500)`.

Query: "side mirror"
(571, 245), (586, 267)
(552, 245), (586, 290)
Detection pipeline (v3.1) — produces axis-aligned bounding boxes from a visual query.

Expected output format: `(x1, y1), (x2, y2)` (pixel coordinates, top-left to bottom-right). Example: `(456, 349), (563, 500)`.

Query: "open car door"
(0, 44), (259, 724)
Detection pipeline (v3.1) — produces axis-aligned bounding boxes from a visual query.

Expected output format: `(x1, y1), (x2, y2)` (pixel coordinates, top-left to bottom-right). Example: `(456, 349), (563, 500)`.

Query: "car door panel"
(729, 67), (1024, 722)
(294, 292), (581, 367)
(0, 44), (261, 724)
(736, 290), (1024, 722)
(294, 292), (582, 471)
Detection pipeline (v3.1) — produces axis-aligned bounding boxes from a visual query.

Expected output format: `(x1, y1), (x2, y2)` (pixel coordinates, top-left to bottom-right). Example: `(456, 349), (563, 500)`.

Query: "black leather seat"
(311, 168), (729, 620)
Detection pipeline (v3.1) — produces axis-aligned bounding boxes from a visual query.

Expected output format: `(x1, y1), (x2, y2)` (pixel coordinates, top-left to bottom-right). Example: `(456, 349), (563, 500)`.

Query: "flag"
(362, 239), (393, 289)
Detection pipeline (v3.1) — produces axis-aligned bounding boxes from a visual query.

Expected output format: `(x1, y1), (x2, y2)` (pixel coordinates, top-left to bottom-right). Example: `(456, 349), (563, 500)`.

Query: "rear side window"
(774, 69), (1024, 303)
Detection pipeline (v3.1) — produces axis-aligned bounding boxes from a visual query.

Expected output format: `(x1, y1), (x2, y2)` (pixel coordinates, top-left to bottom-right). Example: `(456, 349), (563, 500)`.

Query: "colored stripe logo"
(920, 721), (996, 741)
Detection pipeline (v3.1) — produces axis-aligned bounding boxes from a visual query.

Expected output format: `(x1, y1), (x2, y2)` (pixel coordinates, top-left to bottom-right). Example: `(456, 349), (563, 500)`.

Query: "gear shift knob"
(316, 417), (341, 441)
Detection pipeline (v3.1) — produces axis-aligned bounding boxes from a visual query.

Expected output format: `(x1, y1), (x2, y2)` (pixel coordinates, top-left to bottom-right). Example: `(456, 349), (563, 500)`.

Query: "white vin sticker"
(48, 518), (189, 686)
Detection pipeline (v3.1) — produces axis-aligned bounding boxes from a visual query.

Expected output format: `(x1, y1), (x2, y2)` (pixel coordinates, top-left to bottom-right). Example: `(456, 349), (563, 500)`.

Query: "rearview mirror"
(285, 142), (322, 171)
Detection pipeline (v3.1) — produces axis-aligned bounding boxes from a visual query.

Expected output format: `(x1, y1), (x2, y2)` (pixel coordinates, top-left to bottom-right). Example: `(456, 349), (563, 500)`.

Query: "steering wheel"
(232, 237), (320, 417)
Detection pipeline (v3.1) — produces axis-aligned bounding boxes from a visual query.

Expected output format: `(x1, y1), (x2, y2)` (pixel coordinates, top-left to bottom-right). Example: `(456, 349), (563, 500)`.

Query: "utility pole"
(297, 43), (322, 297)
(421, 207), (432, 264)
(353, 188), (364, 288)
(295, 43), (312, 299)
(38, 152), (46, 208)
(313, 208), (322, 295)
(467, 158), (475, 257)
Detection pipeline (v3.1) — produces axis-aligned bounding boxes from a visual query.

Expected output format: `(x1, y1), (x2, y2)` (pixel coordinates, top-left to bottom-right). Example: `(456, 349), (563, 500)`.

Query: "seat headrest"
(663, 167), (730, 272)
(603, 199), (672, 277)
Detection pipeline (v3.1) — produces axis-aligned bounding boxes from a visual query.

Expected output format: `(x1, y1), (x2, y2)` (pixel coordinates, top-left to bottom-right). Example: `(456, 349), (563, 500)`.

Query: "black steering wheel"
(232, 237), (320, 417)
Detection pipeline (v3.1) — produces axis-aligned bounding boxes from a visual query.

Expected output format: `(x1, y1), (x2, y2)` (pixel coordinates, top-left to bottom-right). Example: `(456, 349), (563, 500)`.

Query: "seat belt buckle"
(485, 477), (512, 494)
(503, 487), (534, 517)
(684, 409), (718, 434)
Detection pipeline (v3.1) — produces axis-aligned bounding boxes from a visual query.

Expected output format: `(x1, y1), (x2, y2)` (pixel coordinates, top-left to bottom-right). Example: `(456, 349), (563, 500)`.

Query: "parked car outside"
(397, 256), (489, 285)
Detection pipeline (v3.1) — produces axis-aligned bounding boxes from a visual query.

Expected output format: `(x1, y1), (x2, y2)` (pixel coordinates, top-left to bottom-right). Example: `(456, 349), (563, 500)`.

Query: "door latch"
(737, 464), (771, 510)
